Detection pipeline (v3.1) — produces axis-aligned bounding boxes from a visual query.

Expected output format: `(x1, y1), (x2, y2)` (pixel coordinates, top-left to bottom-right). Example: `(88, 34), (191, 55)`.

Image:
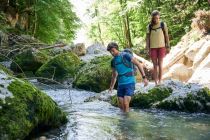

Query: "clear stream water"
(34, 87), (210, 140)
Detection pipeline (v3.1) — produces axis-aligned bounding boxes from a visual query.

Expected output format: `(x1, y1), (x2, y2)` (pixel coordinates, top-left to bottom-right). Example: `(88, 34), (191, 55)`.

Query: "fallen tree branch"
(133, 53), (153, 70)
(38, 43), (66, 50)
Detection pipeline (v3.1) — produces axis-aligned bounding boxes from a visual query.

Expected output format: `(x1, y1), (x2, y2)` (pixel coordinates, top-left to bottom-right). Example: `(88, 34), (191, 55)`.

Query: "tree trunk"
(32, 0), (37, 36)
(119, 0), (132, 48)
(0, 0), (9, 12)
(25, 0), (31, 31)
(95, 8), (104, 45)
(97, 22), (104, 45)
(124, 12), (132, 48)
(9, 0), (16, 8)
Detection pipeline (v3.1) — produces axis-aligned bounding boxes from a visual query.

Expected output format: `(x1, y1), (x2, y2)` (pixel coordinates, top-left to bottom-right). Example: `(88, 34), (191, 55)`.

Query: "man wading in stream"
(107, 42), (148, 112)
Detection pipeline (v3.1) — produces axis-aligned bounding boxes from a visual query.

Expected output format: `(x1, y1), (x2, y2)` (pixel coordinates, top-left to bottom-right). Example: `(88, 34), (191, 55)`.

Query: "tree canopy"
(86, 0), (209, 49)
(0, 0), (209, 47)
(0, 0), (80, 44)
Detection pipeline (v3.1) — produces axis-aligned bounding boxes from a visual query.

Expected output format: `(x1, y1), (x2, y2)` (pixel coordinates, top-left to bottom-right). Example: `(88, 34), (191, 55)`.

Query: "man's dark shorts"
(117, 83), (135, 97)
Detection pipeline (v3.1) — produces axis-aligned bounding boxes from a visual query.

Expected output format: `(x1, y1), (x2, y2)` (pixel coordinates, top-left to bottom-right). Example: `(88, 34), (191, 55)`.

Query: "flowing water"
(34, 87), (210, 140)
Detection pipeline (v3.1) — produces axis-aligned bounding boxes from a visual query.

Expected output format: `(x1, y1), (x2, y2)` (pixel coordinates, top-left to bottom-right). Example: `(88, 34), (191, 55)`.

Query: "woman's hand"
(166, 47), (170, 54)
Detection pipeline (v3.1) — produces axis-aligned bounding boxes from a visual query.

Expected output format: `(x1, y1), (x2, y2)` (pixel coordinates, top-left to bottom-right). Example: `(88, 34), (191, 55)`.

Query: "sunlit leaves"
(6, 0), (80, 44)
(87, 0), (209, 48)
(34, 0), (80, 44)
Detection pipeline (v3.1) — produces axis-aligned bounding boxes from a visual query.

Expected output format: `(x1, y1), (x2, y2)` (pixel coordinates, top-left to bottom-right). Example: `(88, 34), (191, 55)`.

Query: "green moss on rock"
(110, 86), (172, 108)
(10, 49), (49, 73)
(72, 56), (112, 93)
(0, 64), (13, 75)
(35, 52), (81, 83)
(39, 49), (55, 57)
(157, 87), (210, 113)
(110, 84), (210, 113)
(0, 79), (67, 140)
(110, 95), (118, 107)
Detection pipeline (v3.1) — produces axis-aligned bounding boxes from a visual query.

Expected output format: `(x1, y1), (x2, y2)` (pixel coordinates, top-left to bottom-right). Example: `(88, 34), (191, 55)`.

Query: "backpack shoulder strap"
(160, 21), (164, 29)
(149, 23), (152, 34)
(120, 52), (132, 68)
(121, 52), (137, 75)
(161, 21), (167, 44)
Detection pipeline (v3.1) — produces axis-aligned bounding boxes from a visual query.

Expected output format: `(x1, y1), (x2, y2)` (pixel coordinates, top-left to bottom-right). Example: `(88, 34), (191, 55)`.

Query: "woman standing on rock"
(146, 10), (170, 86)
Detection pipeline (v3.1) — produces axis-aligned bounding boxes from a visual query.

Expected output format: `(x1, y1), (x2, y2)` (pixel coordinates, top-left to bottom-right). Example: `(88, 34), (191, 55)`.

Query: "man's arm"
(131, 57), (145, 77)
(131, 57), (148, 86)
(109, 68), (118, 92)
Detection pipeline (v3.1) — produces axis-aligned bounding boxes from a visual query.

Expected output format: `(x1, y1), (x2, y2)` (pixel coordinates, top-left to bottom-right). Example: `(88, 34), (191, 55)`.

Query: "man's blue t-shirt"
(111, 52), (136, 85)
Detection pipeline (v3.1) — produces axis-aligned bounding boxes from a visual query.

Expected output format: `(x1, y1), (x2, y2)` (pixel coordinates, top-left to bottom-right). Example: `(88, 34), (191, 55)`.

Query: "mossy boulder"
(71, 43), (86, 56)
(0, 70), (67, 140)
(110, 80), (210, 113)
(0, 55), (8, 62)
(35, 52), (81, 83)
(110, 86), (172, 108)
(156, 87), (210, 113)
(10, 49), (49, 73)
(110, 95), (118, 107)
(131, 87), (172, 108)
(0, 64), (13, 75)
(73, 56), (112, 93)
(39, 48), (60, 57)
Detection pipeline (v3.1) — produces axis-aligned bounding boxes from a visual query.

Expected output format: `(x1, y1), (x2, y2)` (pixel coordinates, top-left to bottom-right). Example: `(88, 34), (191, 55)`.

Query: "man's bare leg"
(118, 97), (124, 111)
(123, 96), (131, 112)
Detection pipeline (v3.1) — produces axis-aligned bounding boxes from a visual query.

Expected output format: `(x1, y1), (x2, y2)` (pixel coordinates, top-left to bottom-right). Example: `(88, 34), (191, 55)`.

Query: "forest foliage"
(86, 0), (209, 49)
(0, 0), (209, 47)
(0, 0), (80, 44)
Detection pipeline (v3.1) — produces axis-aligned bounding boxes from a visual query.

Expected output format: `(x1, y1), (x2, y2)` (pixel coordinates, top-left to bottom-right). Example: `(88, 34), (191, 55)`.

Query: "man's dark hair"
(107, 42), (119, 51)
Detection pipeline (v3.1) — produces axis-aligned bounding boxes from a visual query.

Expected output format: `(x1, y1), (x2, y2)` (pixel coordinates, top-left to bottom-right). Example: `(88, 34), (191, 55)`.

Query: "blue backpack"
(122, 49), (137, 75)
(112, 48), (137, 76)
